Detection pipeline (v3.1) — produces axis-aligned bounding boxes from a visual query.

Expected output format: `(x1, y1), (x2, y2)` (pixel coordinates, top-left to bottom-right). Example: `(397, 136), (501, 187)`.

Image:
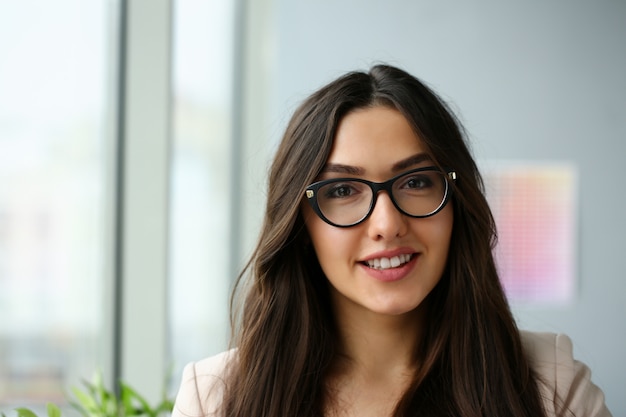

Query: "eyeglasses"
(305, 166), (456, 227)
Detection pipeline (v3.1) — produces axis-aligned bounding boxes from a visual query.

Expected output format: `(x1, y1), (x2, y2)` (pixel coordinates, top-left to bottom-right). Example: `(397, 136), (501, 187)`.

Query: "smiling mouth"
(362, 254), (416, 270)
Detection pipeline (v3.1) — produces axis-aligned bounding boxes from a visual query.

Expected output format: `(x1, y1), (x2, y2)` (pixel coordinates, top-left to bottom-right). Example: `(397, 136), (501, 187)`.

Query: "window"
(0, 0), (116, 406)
(168, 0), (235, 376)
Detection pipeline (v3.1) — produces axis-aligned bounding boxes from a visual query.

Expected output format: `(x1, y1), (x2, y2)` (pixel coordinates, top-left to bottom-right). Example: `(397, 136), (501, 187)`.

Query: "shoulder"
(172, 349), (237, 417)
(520, 331), (612, 417)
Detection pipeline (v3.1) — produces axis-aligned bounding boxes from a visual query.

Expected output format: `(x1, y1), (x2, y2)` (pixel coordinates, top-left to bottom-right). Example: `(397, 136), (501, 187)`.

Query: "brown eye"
(323, 183), (359, 199)
(404, 175), (431, 190)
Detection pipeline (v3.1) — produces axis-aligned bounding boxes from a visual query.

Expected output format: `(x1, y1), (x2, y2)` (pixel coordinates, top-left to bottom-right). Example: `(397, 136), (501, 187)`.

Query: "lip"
(358, 247), (419, 283)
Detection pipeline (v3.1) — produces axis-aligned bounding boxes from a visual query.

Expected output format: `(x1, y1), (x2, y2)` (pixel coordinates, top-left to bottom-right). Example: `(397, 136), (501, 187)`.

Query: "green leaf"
(15, 408), (39, 417)
(72, 386), (99, 410)
(34, 369), (176, 417)
(120, 383), (153, 416)
(46, 404), (61, 417)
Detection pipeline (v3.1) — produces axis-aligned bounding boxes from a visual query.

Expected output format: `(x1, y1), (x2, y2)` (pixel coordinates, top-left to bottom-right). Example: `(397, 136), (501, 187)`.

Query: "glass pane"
(169, 0), (234, 382)
(0, 0), (115, 408)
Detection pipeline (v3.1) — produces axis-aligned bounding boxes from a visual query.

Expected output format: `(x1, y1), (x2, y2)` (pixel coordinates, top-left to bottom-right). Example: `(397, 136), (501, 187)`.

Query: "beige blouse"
(172, 331), (612, 417)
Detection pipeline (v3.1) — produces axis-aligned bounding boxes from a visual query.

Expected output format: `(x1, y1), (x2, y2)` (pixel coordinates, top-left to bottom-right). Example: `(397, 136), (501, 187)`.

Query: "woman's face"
(302, 106), (453, 319)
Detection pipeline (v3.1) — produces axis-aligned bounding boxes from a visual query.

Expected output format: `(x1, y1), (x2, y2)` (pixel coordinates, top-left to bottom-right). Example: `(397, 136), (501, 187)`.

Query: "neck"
(330, 297), (425, 379)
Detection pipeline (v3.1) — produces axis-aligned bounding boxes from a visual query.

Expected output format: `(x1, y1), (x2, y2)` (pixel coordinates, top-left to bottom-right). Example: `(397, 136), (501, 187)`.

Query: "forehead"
(327, 106), (428, 175)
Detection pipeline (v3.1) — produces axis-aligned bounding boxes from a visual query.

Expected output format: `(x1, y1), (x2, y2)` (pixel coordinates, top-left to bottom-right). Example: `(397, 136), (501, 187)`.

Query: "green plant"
(2, 404), (61, 417)
(1, 373), (174, 417)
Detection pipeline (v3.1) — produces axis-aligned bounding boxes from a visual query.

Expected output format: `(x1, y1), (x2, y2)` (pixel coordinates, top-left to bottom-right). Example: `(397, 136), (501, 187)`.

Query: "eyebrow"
(321, 153), (432, 176)
(321, 163), (364, 176)
(391, 153), (432, 172)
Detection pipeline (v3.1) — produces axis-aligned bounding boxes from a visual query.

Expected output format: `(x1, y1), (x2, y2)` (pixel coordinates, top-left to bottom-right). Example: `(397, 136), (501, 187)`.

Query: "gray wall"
(255, 0), (625, 413)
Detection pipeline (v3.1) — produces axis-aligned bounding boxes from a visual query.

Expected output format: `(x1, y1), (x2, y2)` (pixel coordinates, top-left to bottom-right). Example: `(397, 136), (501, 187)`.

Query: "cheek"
(308, 221), (348, 264)
(420, 206), (454, 261)
(303, 207), (356, 274)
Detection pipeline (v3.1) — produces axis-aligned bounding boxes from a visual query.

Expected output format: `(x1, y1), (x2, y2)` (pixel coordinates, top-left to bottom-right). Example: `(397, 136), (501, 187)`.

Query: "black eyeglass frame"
(304, 166), (457, 228)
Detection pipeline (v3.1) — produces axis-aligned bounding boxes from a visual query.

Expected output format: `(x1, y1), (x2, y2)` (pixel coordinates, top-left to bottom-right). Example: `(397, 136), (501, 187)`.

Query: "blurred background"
(0, 0), (624, 414)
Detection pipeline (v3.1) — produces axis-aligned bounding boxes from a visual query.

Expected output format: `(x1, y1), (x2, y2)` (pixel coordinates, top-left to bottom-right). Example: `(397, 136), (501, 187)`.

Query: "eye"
(324, 183), (359, 199)
(402, 174), (434, 190)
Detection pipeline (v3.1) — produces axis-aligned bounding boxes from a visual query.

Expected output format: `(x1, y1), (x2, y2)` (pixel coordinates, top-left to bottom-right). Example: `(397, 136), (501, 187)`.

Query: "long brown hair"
(224, 64), (547, 416)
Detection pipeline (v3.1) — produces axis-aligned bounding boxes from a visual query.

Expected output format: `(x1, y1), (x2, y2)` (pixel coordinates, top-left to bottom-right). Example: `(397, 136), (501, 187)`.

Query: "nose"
(366, 191), (408, 241)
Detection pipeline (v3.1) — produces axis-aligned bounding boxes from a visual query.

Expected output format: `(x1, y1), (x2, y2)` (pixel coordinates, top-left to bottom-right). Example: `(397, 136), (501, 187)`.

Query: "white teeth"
(366, 254), (412, 270)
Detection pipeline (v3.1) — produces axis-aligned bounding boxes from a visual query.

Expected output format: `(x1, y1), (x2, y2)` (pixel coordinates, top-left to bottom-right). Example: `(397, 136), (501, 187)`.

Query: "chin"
(368, 299), (426, 317)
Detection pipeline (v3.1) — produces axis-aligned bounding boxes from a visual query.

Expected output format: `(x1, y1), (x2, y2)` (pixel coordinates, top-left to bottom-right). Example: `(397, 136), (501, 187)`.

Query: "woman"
(172, 65), (612, 416)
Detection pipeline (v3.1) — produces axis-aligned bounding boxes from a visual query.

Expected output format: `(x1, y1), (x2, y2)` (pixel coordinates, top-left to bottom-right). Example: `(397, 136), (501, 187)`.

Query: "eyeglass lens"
(315, 169), (448, 226)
